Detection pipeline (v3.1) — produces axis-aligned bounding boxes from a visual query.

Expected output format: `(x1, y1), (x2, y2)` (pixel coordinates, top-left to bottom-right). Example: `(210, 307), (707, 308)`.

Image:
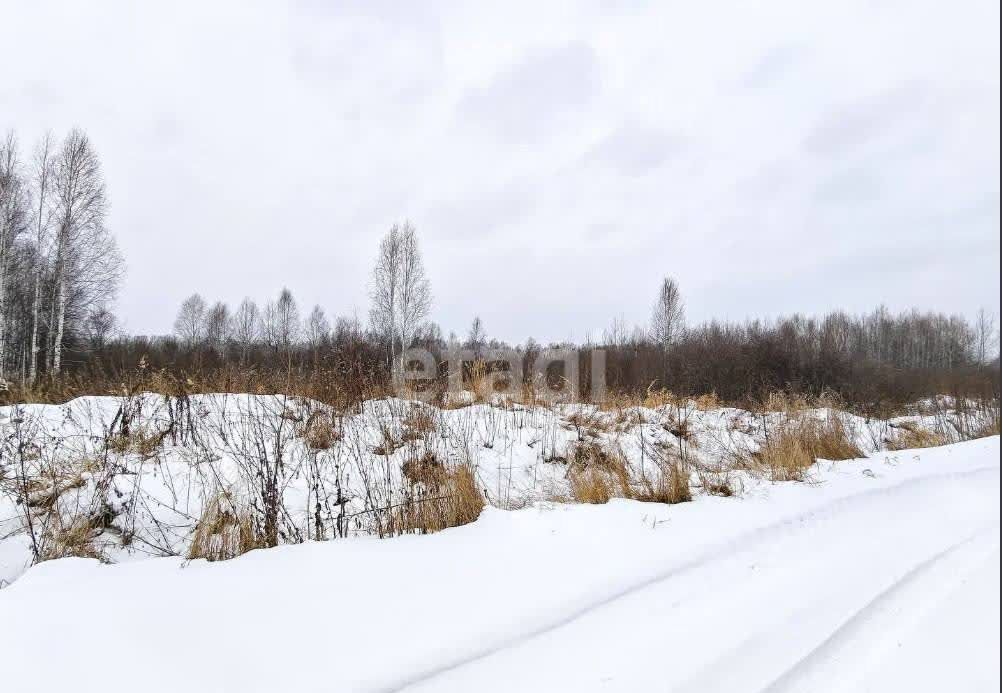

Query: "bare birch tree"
(27, 132), (55, 385)
(370, 224), (404, 366)
(174, 293), (207, 346)
(50, 128), (118, 375)
(975, 308), (998, 367)
(370, 221), (431, 371)
(232, 297), (261, 362)
(397, 222), (432, 359)
(204, 301), (231, 353)
(306, 304), (330, 353)
(0, 131), (29, 383)
(651, 275), (685, 351)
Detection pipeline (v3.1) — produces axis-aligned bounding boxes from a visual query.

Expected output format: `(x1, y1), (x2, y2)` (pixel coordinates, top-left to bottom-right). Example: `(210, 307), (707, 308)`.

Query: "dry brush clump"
(753, 413), (863, 481)
(397, 458), (484, 534)
(298, 410), (341, 450)
(188, 492), (256, 562)
(885, 421), (947, 451)
(566, 440), (633, 504)
(636, 456), (692, 505)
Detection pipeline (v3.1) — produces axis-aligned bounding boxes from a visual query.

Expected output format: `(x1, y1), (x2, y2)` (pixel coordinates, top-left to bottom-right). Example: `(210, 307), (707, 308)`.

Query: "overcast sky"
(4, 0), (999, 343)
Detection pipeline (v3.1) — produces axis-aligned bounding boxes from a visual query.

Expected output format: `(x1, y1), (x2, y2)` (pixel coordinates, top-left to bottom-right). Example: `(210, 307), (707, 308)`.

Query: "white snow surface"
(1, 431), (998, 692)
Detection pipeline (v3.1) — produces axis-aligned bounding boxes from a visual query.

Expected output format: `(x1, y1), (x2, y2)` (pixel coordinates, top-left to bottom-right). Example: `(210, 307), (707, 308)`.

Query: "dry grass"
(397, 463), (484, 534)
(637, 458), (692, 504)
(886, 422), (947, 450)
(106, 428), (164, 459)
(697, 466), (735, 497)
(40, 516), (104, 561)
(401, 452), (448, 487)
(755, 414), (863, 481)
(372, 420), (404, 456)
(642, 387), (678, 410)
(569, 467), (614, 504)
(468, 360), (492, 403)
(565, 410), (611, 439)
(693, 392), (721, 411)
(188, 493), (256, 561)
(569, 441), (633, 500)
(401, 405), (437, 442)
(298, 410), (340, 450)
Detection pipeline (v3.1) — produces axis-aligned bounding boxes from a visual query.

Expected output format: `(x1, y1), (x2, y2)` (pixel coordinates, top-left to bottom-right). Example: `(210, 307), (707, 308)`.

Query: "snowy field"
(0, 394), (999, 691)
(0, 435), (997, 692)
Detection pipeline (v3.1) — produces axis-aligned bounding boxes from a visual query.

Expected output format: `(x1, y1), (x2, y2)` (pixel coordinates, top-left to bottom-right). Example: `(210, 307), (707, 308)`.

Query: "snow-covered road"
(1, 437), (998, 692)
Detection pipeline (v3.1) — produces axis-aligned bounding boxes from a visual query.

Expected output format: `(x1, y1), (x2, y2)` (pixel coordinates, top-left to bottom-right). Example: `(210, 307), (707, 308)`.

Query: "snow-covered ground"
(1, 426), (998, 691)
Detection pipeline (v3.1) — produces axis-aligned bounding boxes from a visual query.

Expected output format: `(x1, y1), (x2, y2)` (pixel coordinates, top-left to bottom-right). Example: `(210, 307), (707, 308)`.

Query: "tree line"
(96, 249), (1002, 409)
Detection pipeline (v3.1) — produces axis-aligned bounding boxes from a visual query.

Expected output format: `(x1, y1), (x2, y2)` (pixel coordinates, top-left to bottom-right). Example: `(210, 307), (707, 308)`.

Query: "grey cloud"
(740, 43), (805, 88)
(804, 83), (930, 156)
(424, 181), (538, 240)
(585, 124), (685, 176)
(457, 42), (599, 142)
(813, 168), (881, 204)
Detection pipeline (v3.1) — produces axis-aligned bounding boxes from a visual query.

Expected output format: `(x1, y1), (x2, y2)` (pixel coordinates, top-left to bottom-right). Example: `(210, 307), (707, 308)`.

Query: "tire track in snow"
(760, 527), (1000, 693)
(375, 464), (999, 693)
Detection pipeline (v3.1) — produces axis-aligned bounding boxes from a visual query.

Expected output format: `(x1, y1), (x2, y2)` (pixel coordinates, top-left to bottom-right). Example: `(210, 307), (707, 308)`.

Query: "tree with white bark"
(174, 293), (207, 346)
(0, 132), (29, 383)
(27, 133), (56, 385)
(369, 221), (432, 369)
(651, 275), (685, 352)
(49, 128), (122, 375)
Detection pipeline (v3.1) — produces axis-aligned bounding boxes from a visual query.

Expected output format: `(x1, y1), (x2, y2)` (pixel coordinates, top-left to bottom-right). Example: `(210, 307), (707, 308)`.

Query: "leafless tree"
(50, 129), (120, 375)
(651, 275), (685, 351)
(27, 132), (56, 386)
(274, 288), (300, 351)
(306, 304), (330, 353)
(204, 301), (231, 352)
(370, 221), (432, 369)
(232, 297), (261, 361)
(174, 293), (207, 346)
(975, 308), (998, 367)
(466, 316), (486, 357)
(603, 314), (631, 348)
(370, 224), (404, 366)
(0, 131), (29, 383)
(397, 222), (432, 359)
(84, 305), (116, 349)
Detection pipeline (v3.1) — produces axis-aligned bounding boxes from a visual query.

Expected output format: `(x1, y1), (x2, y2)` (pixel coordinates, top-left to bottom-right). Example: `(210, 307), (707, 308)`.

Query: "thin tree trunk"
(0, 220), (7, 381)
(28, 276), (40, 384)
(53, 276), (66, 375)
